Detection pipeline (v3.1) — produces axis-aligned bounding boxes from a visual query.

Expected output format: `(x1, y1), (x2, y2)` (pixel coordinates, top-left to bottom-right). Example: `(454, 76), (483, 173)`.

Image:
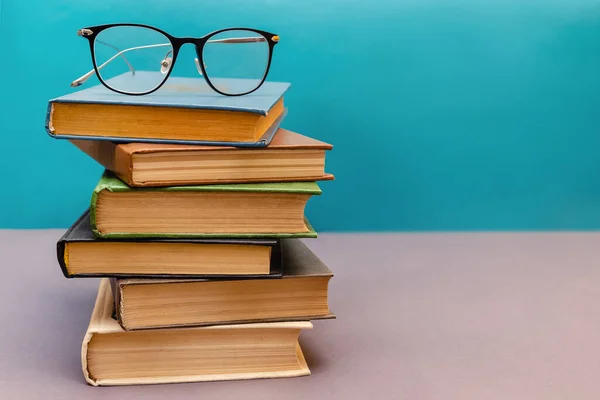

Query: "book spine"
(110, 278), (125, 329)
(90, 178), (114, 239)
(56, 210), (90, 278)
(270, 240), (283, 275)
(115, 145), (135, 186)
(45, 102), (55, 136)
(81, 331), (97, 386)
(82, 279), (114, 386)
(56, 241), (72, 278)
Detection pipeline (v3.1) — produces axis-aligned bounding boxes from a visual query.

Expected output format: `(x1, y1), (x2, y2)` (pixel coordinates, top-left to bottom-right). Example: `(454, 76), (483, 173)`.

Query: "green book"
(90, 171), (320, 239)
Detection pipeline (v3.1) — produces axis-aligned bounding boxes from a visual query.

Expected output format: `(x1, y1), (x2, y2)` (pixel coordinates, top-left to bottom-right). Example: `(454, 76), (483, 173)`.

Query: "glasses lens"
(202, 29), (271, 95)
(93, 26), (173, 94)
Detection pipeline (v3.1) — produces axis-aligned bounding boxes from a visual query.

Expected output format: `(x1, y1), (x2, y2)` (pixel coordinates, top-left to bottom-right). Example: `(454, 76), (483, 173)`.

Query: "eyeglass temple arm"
(95, 39), (136, 74)
(70, 37), (267, 88)
(207, 37), (267, 44)
(70, 40), (137, 88)
(70, 43), (172, 87)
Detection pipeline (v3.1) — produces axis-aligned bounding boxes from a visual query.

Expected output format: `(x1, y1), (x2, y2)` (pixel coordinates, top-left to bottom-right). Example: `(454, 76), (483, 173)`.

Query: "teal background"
(1, 0), (600, 231)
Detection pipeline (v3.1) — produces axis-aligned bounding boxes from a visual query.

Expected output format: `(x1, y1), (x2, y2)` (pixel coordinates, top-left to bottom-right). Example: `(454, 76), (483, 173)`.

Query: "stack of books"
(48, 77), (335, 386)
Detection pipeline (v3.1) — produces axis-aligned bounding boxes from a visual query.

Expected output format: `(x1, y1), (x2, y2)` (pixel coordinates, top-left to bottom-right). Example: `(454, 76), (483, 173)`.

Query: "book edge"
(47, 100), (287, 146)
(100, 171), (323, 194)
(95, 217), (318, 239)
(89, 341), (309, 386)
(129, 173), (334, 188)
(118, 313), (335, 331)
(122, 129), (333, 155)
(95, 231), (318, 240)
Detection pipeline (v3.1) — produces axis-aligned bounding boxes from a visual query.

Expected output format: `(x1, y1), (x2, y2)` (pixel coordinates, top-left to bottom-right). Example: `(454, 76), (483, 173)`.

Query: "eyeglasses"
(71, 23), (280, 96)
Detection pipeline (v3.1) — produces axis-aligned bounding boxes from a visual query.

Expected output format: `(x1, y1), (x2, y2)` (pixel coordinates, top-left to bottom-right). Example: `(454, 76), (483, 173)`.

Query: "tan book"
(113, 239), (334, 330)
(71, 129), (334, 187)
(82, 279), (312, 386)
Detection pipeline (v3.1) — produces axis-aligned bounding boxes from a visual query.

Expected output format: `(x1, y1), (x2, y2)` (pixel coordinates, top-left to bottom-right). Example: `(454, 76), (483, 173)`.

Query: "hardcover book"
(82, 279), (312, 386)
(46, 74), (290, 147)
(112, 239), (334, 330)
(57, 210), (282, 278)
(71, 128), (334, 187)
(90, 171), (320, 239)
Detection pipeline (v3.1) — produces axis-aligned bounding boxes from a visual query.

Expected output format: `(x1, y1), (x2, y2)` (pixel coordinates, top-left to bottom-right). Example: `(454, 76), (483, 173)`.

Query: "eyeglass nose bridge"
(169, 37), (203, 50)
(168, 40), (206, 76)
(159, 45), (206, 78)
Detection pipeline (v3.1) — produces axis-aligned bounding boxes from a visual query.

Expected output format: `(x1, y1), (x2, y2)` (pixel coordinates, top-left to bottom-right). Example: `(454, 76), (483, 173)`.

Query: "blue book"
(46, 72), (290, 147)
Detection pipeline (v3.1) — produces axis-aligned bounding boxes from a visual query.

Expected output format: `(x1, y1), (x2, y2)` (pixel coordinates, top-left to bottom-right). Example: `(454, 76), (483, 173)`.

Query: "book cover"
(90, 171), (320, 239)
(57, 209), (283, 279)
(53, 74), (290, 114)
(46, 74), (290, 147)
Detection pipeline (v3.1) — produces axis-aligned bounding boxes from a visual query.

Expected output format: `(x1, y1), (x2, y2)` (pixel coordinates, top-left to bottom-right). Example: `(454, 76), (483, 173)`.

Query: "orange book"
(72, 129), (334, 187)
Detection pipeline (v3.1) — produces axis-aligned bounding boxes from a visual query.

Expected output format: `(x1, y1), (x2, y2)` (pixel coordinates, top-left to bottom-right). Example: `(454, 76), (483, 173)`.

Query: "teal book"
(46, 72), (290, 147)
(91, 171), (320, 239)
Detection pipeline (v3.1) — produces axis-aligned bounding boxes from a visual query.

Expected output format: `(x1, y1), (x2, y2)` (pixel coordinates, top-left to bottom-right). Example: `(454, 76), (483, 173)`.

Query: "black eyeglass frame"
(76, 23), (279, 96)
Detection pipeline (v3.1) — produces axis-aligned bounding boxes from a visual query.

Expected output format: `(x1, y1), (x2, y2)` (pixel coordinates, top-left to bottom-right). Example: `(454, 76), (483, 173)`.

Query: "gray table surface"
(1, 230), (600, 399)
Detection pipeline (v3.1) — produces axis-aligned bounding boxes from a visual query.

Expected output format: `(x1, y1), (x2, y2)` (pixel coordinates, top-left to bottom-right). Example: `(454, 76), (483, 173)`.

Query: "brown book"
(71, 129), (334, 187)
(112, 239), (335, 330)
(82, 279), (312, 386)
